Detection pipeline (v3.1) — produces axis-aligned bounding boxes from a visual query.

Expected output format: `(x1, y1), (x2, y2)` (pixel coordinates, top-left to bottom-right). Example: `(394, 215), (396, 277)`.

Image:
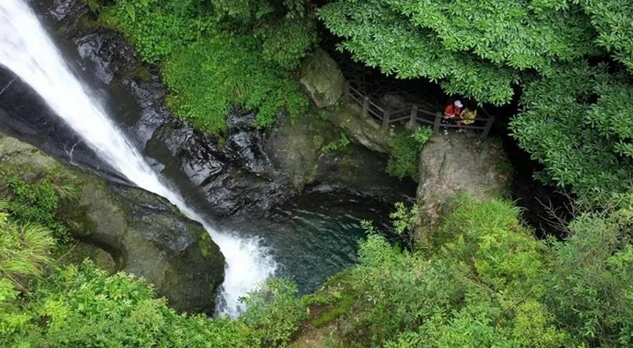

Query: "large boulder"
(0, 133), (225, 314)
(300, 48), (345, 109)
(415, 134), (511, 241)
(148, 111), (294, 218)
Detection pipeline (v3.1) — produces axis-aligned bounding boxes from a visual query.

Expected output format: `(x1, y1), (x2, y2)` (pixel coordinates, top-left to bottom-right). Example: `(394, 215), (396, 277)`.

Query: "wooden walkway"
(344, 82), (495, 137)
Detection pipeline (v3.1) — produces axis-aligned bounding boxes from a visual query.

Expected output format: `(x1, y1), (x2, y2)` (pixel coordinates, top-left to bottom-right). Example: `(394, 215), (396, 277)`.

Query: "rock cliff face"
(0, 133), (225, 314)
(0, 0), (414, 220)
(414, 133), (511, 241)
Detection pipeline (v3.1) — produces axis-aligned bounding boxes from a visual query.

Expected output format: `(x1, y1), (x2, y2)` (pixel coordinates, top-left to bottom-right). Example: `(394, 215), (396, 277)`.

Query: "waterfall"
(0, 0), (276, 317)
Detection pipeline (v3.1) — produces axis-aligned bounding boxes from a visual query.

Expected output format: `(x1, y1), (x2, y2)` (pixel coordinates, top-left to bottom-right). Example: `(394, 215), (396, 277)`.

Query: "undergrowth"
(387, 127), (433, 179)
(4, 178), (75, 244)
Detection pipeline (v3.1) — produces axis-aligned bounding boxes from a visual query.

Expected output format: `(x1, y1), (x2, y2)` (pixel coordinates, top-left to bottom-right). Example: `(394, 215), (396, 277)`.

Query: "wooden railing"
(344, 81), (495, 137)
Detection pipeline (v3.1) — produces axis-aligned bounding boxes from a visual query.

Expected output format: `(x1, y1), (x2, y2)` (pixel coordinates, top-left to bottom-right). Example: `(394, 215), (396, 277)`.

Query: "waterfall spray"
(0, 0), (276, 317)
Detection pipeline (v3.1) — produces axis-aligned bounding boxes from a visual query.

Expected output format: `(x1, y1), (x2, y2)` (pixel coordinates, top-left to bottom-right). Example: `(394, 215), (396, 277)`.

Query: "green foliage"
(164, 34), (308, 133)
(319, 1), (522, 104)
(255, 16), (318, 71)
(321, 133), (350, 153)
(1, 260), (250, 348)
(0, 212), (54, 290)
(410, 126), (433, 145)
(580, 0), (633, 71)
(5, 178), (73, 243)
(301, 196), (573, 347)
(301, 270), (358, 329)
(510, 62), (633, 203)
(318, 0), (633, 203)
(390, 202), (419, 236)
(544, 207), (633, 347)
(102, 0), (211, 64)
(100, 0), (315, 134)
(240, 278), (308, 347)
(386, 127), (432, 179)
(389, 202), (419, 247)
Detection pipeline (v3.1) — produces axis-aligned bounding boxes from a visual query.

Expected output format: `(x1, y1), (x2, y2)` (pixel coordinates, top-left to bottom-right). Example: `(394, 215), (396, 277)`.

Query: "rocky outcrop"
(265, 113), (414, 202)
(329, 103), (393, 154)
(414, 133), (511, 241)
(0, 133), (225, 314)
(300, 48), (345, 109)
(148, 112), (294, 217)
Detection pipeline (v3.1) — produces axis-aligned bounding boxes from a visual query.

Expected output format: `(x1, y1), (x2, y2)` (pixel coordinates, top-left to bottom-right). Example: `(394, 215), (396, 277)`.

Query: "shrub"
(386, 127), (432, 179)
(164, 34), (308, 133)
(5, 178), (73, 243)
(321, 133), (350, 153)
(2, 261), (250, 348)
(240, 278), (308, 347)
(100, 0), (311, 134)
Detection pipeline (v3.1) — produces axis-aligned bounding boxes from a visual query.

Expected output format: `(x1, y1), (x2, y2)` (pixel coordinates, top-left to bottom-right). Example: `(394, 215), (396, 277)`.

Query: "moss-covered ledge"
(0, 133), (225, 314)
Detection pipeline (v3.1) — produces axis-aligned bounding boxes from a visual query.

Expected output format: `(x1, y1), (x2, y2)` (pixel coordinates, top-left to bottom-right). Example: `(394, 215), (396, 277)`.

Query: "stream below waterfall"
(0, 0), (400, 316)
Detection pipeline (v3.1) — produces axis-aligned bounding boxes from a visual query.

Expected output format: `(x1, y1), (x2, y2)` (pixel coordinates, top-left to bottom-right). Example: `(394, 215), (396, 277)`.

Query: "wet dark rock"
(0, 66), (124, 182)
(13, 0), (415, 220)
(46, 0), (86, 23)
(150, 113), (294, 217)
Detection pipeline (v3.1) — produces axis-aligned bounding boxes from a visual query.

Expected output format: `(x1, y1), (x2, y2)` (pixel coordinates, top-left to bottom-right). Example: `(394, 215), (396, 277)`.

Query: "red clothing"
(444, 104), (461, 117)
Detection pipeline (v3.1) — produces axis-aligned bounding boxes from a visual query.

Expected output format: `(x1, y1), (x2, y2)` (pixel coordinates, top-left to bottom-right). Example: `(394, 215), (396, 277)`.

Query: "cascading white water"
(0, 0), (276, 317)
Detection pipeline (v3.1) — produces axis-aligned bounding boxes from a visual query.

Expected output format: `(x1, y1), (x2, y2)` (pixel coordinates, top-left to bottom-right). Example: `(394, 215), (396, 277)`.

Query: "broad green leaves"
(510, 63), (633, 201)
(341, 196), (571, 347)
(164, 34), (307, 133)
(319, 0), (633, 201)
(319, 1), (519, 104)
(582, 0), (633, 71)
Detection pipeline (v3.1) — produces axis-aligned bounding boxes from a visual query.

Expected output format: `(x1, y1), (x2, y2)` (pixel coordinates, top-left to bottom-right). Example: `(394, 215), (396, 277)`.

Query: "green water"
(234, 194), (392, 294)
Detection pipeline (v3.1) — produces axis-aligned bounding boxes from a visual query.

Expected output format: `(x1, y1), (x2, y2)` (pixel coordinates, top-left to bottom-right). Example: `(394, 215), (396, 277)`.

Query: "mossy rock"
(0, 133), (225, 314)
(300, 48), (345, 109)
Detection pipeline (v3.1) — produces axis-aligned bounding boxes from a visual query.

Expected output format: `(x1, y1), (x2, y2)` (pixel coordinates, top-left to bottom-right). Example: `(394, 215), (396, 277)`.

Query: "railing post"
(433, 112), (442, 134)
(409, 105), (418, 124)
(344, 81), (350, 101)
(482, 116), (495, 137)
(362, 96), (369, 118)
(382, 110), (390, 132)
(407, 105), (418, 129)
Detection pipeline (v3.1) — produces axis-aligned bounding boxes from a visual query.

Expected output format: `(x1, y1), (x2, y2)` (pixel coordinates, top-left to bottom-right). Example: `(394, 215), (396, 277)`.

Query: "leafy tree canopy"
(320, 0), (633, 203)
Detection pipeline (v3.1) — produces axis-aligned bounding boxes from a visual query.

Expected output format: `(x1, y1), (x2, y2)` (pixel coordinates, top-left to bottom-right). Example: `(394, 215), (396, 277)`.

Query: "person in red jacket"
(441, 100), (463, 134)
(444, 100), (463, 118)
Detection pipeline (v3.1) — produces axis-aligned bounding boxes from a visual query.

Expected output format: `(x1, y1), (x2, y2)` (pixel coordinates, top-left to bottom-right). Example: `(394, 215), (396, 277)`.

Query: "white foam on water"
(0, 0), (276, 318)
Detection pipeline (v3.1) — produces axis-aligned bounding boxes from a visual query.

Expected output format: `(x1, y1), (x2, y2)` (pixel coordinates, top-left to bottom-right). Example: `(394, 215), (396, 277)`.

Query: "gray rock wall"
(415, 134), (511, 241)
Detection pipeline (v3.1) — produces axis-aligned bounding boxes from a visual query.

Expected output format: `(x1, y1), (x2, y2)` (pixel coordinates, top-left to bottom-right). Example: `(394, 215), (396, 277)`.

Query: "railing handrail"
(343, 81), (495, 137)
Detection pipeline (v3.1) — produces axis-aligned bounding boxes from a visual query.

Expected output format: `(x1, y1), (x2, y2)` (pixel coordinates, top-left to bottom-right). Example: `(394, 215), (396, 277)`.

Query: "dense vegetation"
(6, 187), (633, 347)
(93, 0), (316, 132)
(319, 0), (633, 202)
(89, 0), (633, 202)
(5, 0), (633, 347)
